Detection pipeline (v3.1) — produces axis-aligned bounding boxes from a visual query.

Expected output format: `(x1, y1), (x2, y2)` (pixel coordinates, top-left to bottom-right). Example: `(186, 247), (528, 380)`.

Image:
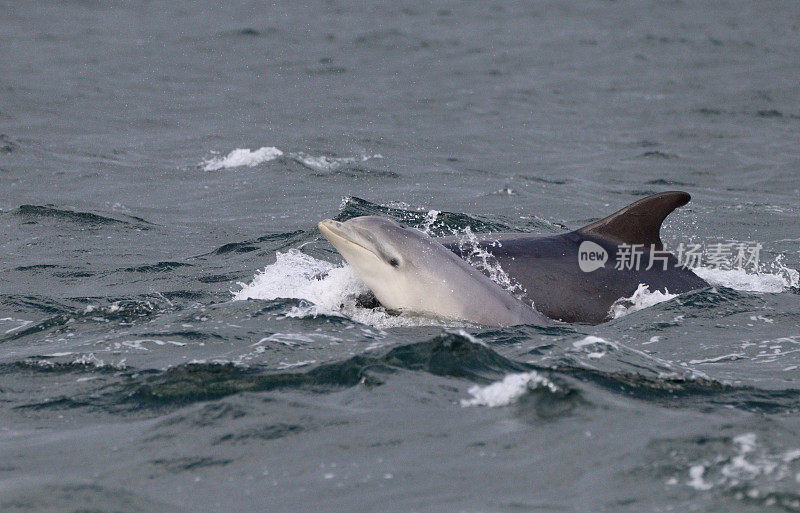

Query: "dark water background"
(2, 1), (800, 511)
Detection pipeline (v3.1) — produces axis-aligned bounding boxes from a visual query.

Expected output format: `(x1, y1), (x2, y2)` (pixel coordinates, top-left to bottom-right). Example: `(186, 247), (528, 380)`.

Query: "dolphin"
(437, 191), (708, 323)
(319, 191), (708, 325)
(318, 217), (552, 326)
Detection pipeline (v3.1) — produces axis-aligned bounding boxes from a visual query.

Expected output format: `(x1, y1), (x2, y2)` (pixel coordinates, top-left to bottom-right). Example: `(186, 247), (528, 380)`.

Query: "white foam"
(234, 249), (363, 311)
(202, 147), (283, 170)
(460, 371), (559, 407)
(683, 432), (800, 495)
(70, 353), (127, 370)
(572, 335), (618, 359)
(233, 249), (456, 329)
(1, 317), (33, 334)
(688, 353), (746, 365)
(782, 449), (800, 463)
(446, 328), (485, 346)
(606, 259), (798, 318)
(276, 359), (316, 370)
(693, 265), (798, 293)
(291, 152), (382, 172)
(113, 339), (186, 351)
(572, 335), (617, 349)
(419, 210), (441, 235)
(687, 465), (713, 490)
(609, 284), (678, 319)
(202, 146), (382, 172)
(722, 433), (773, 479)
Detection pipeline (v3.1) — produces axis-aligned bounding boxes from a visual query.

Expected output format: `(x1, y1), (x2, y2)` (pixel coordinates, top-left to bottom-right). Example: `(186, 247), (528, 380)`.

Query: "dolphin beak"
(318, 219), (345, 241)
(318, 219), (357, 248)
(318, 219), (374, 256)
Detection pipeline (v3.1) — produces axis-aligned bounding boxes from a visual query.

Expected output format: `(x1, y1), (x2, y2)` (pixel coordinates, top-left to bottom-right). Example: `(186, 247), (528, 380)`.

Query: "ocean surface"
(2, 1), (800, 511)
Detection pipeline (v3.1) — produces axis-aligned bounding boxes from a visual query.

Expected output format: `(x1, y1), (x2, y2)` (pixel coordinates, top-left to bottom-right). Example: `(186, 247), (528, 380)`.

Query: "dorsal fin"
(575, 191), (691, 250)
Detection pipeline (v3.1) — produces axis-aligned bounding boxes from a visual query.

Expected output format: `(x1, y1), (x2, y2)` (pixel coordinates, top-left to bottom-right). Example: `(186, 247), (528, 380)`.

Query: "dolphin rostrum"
(318, 216), (551, 327)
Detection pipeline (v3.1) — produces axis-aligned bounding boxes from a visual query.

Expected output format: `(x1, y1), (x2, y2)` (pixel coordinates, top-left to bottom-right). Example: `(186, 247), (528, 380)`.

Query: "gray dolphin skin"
(320, 191), (708, 326)
(438, 191), (708, 324)
(318, 217), (552, 327)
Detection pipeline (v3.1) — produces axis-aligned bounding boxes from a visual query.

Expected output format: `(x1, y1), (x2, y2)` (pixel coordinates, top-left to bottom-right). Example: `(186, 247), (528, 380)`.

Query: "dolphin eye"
(389, 258), (399, 268)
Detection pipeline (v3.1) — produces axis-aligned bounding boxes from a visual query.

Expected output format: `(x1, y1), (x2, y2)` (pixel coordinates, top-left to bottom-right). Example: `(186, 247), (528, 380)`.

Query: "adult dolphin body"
(438, 191), (708, 323)
(319, 191), (708, 325)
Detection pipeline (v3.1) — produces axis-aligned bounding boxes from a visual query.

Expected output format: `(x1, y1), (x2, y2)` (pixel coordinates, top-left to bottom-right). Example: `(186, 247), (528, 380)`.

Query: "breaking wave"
(460, 371), (560, 407)
(202, 147), (284, 170)
(693, 264), (798, 293)
(610, 284), (678, 319)
(202, 146), (382, 172)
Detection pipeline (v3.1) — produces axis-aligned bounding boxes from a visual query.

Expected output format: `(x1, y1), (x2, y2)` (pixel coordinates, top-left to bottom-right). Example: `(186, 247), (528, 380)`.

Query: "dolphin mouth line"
(318, 220), (376, 256)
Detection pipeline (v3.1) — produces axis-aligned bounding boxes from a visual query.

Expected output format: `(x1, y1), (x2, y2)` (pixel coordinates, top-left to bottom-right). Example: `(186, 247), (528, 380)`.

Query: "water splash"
(233, 250), (459, 329)
(609, 254), (798, 319)
(454, 226), (527, 301)
(680, 433), (800, 509)
(202, 146), (381, 172)
(202, 147), (284, 171)
(460, 371), (559, 407)
(291, 152), (382, 172)
(693, 263), (798, 293)
(609, 284), (678, 319)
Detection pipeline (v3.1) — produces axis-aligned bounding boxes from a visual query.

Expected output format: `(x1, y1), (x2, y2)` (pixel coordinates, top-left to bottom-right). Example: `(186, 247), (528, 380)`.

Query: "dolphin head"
(318, 216), (437, 312)
(318, 216), (547, 326)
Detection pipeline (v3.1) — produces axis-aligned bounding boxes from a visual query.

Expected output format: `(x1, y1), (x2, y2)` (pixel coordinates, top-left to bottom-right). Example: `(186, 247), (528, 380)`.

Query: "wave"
(0, 484), (181, 513)
(10, 204), (155, 228)
(610, 284), (678, 319)
(37, 334), (800, 418)
(0, 297), (170, 344)
(460, 371), (560, 407)
(694, 265), (798, 293)
(201, 147), (283, 170)
(7, 332), (800, 422)
(337, 197), (514, 236)
(122, 261), (193, 273)
(645, 432), (800, 510)
(199, 230), (306, 257)
(201, 146), (382, 172)
(127, 332), (528, 405)
(8, 333), (529, 410)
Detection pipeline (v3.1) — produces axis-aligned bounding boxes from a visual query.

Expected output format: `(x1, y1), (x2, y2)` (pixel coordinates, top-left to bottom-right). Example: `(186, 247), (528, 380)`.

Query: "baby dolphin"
(318, 216), (551, 327)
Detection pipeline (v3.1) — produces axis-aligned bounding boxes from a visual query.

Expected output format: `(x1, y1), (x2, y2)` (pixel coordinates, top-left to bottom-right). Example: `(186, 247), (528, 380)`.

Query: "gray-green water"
(2, 1), (800, 511)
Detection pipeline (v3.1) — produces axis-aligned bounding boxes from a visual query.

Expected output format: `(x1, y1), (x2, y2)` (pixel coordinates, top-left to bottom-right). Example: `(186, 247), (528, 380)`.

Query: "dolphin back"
(439, 191), (708, 324)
